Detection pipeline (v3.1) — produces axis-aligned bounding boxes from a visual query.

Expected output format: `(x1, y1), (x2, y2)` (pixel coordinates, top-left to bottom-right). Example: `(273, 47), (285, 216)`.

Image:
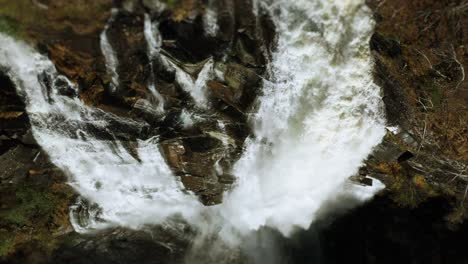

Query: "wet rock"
(47, 40), (104, 91)
(158, 14), (221, 63)
(373, 58), (409, 127)
(215, 0), (236, 42)
(224, 63), (260, 91)
(222, 62), (261, 111)
(180, 175), (206, 193)
(397, 151), (414, 163)
(160, 136), (223, 177)
(370, 33), (401, 58)
(51, 225), (193, 264)
(107, 12), (149, 99)
(160, 135), (234, 205)
(162, 53), (212, 78)
(0, 112), (29, 133)
(0, 145), (38, 183)
(0, 71), (30, 135)
(53, 76), (78, 97)
(218, 173), (236, 184)
(207, 80), (243, 111)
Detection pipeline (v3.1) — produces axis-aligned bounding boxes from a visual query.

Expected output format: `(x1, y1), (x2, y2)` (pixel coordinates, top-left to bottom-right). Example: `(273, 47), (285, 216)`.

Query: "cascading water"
(173, 58), (215, 107)
(0, 35), (201, 230)
(143, 13), (165, 112)
(100, 8), (120, 93)
(217, 0), (386, 237)
(203, 1), (219, 37)
(0, 0), (386, 251)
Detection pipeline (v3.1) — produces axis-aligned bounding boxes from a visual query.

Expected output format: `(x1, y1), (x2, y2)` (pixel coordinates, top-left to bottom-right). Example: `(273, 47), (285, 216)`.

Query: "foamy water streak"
(173, 59), (214, 107)
(218, 0), (386, 236)
(203, 0), (219, 37)
(0, 34), (201, 230)
(100, 8), (120, 93)
(144, 13), (165, 112)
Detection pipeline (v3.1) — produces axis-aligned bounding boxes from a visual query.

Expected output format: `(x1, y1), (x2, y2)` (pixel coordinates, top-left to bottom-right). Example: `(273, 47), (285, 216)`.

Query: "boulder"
(0, 145), (38, 183)
(224, 63), (260, 92)
(207, 80), (243, 111)
(160, 135), (234, 205)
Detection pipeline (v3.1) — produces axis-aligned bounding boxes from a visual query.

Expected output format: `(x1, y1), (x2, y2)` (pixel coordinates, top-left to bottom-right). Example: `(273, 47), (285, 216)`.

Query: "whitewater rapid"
(0, 35), (202, 230)
(0, 0), (385, 243)
(220, 0), (386, 236)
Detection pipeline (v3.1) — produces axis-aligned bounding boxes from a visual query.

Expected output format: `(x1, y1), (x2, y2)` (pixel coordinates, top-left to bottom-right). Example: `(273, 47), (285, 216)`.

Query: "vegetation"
(0, 16), (19, 38)
(372, 0), (467, 162)
(372, 161), (438, 208)
(0, 179), (74, 258)
(0, 0), (112, 39)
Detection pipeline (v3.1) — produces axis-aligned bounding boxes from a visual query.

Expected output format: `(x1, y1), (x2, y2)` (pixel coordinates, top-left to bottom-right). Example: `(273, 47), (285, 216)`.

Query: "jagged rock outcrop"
(0, 0), (275, 260)
(0, 0), (276, 206)
(0, 0), (466, 262)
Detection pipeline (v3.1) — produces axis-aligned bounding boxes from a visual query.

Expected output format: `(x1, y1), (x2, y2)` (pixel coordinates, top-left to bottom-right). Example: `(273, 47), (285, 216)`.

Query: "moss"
(0, 177), (75, 257)
(0, 231), (15, 257)
(162, 0), (182, 8)
(0, 16), (20, 37)
(371, 161), (439, 208)
(0, 184), (57, 227)
(419, 80), (444, 108)
(0, 0), (112, 40)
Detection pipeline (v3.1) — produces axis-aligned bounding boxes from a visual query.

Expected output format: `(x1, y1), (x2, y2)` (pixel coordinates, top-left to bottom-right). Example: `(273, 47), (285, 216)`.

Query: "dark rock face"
(0, 70), (30, 150)
(0, 71), (75, 262)
(49, 226), (194, 264)
(0, 0), (466, 263)
(276, 195), (468, 264)
(0, 0), (276, 206)
(160, 135), (235, 204)
(106, 0), (275, 204)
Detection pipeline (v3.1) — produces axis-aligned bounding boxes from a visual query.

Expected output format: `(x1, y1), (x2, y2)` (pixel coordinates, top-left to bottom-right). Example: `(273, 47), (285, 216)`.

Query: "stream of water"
(0, 0), (386, 252)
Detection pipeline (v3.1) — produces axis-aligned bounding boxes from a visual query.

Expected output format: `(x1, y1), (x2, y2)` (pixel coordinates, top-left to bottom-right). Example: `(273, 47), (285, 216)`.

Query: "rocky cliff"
(0, 0), (466, 263)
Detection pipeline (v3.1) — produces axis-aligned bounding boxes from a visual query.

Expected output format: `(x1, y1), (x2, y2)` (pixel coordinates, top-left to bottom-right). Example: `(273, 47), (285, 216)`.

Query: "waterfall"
(217, 0), (386, 236)
(0, 34), (201, 230)
(100, 8), (120, 93)
(143, 13), (165, 112)
(0, 0), (385, 244)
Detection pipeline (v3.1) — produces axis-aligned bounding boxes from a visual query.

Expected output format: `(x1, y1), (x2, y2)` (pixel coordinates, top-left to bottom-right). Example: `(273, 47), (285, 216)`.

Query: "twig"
(415, 49), (433, 68)
(451, 45), (465, 90)
(418, 119), (427, 152)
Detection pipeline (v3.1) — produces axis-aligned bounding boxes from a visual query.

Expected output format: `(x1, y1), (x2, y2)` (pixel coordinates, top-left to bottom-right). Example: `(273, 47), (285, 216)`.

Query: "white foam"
(0, 0), (386, 244)
(203, 7), (219, 37)
(174, 59), (214, 108)
(0, 34), (201, 231)
(100, 8), (120, 93)
(216, 0), (386, 238)
(143, 13), (165, 113)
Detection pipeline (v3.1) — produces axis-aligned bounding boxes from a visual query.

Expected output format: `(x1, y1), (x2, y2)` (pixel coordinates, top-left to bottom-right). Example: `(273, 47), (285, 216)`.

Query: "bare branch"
(451, 45), (465, 90)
